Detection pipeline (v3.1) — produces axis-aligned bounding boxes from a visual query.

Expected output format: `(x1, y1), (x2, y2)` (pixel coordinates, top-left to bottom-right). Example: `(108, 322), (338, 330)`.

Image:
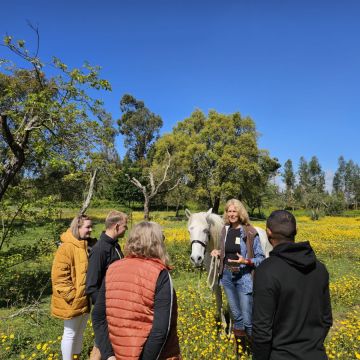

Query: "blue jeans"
(221, 268), (253, 335)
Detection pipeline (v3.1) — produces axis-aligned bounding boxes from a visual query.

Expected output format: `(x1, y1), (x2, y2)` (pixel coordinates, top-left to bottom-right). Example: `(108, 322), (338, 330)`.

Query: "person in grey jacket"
(252, 210), (332, 360)
(86, 210), (128, 360)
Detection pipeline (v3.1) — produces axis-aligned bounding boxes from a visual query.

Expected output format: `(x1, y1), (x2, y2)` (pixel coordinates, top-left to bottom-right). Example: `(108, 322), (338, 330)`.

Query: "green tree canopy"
(308, 156), (325, 193)
(118, 94), (163, 162)
(333, 156), (360, 208)
(333, 156), (346, 194)
(295, 156), (326, 219)
(281, 159), (296, 209)
(282, 159), (295, 192)
(154, 109), (280, 214)
(0, 33), (113, 202)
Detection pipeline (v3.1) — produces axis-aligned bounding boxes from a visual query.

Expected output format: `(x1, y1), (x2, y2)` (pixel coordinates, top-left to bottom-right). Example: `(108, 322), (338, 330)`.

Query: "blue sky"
(1, 0), (360, 180)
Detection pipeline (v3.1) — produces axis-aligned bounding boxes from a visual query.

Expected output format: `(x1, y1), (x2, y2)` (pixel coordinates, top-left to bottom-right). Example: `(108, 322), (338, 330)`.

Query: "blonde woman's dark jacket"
(51, 229), (90, 319)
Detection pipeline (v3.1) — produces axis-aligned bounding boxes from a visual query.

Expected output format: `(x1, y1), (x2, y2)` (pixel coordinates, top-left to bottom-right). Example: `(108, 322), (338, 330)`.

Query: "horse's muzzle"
(190, 254), (204, 267)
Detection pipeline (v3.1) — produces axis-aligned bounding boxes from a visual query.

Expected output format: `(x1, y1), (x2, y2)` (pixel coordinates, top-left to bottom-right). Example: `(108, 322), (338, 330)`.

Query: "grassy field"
(0, 210), (359, 359)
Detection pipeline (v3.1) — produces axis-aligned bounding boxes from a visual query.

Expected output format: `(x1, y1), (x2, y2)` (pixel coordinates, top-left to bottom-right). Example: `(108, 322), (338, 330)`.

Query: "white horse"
(185, 208), (272, 331)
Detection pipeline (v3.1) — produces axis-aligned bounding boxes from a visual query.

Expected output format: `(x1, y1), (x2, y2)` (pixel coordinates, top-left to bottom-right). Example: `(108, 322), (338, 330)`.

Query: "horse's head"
(185, 208), (213, 267)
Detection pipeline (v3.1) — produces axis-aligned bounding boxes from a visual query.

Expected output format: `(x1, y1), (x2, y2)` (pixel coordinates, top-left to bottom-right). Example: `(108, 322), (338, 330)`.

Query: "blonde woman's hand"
(228, 253), (246, 264)
(211, 249), (221, 257)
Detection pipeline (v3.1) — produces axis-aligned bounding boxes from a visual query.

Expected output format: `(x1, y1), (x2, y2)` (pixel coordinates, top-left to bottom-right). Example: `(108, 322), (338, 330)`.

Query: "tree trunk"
(143, 196), (150, 220)
(0, 157), (24, 202)
(0, 114), (28, 202)
(175, 200), (180, 217)
(212, 196), (220, 214)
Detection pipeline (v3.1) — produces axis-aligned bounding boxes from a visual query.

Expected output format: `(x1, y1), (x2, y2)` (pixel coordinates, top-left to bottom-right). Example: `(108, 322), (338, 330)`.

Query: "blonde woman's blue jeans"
(221, 269), (253, 336)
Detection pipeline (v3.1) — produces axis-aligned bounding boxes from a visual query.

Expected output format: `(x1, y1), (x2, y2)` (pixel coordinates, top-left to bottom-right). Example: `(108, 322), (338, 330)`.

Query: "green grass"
(322, 256), (360, 280)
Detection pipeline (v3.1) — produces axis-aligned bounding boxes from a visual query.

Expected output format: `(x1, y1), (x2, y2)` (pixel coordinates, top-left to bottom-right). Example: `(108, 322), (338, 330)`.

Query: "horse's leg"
(220, 294), (232, 337)
(205, 249), (231, 336)
(204, 252), (223, 331)
(214, 284), (234, 337)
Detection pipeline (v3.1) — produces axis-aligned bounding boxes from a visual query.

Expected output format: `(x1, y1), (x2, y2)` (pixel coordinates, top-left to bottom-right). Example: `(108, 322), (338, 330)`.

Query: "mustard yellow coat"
(51, 229), (90, 319)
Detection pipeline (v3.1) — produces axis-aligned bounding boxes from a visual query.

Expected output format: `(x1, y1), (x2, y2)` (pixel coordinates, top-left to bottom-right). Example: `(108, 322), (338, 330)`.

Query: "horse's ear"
(185, 209), (191, 219)
(205, 208), (213, 223)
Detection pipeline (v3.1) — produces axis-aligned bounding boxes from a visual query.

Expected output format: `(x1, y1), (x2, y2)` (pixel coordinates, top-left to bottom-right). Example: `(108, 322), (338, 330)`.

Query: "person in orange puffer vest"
(51, 214), (93, 360)
(92, 221), (181, 360)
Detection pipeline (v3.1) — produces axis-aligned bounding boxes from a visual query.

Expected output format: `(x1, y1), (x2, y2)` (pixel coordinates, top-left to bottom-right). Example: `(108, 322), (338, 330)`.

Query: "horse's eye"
(203, 229), (209, 234)
(189, 226), (194, 230)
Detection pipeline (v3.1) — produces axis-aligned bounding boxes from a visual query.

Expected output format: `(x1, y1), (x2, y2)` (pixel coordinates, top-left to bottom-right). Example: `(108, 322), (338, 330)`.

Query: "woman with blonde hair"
(92, 221), (181, 360)
(211, 199), (265, 356)
(51, 214), (93, 360)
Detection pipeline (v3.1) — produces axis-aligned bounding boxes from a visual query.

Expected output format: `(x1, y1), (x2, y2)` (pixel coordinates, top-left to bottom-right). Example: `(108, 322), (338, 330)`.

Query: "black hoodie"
(252, 241), (332, 360)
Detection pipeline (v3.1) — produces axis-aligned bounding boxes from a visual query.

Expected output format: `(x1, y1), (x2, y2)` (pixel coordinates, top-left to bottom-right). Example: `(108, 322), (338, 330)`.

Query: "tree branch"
(167, 177), (182, 192)
(80, 169), (98, 215)
(149, 172), (156, 196)
(153, 150), (172, 195)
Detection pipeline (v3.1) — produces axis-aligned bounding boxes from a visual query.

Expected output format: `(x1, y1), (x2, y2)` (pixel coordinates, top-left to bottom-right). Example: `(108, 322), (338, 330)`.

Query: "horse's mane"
(207, 213), (224, 250)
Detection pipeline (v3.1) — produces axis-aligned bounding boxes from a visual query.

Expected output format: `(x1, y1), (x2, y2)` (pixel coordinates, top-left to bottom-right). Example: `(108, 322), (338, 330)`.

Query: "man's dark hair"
(266, 210), (297, 241)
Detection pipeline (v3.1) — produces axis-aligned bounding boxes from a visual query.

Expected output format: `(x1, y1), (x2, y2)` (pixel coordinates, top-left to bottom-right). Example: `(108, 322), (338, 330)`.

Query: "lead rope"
(197, 265), (204, 291)
(207, 255), (220, 290)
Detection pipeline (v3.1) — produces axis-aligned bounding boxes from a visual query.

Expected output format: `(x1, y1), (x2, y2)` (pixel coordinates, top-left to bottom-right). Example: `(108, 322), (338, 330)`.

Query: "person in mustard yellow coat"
(51, 214), (93, 360)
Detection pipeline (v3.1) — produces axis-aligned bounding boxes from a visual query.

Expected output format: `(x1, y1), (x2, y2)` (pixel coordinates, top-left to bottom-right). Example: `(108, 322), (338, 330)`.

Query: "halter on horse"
(186, 209), (223, 267)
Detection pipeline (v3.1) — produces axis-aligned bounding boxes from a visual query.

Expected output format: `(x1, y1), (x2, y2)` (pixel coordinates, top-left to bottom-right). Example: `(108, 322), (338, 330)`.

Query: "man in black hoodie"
(252, 210), (332, 360)
(86, 210), (128, 360)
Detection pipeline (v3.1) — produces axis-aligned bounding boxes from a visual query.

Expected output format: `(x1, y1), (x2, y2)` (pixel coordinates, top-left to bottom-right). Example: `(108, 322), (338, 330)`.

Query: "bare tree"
(126, 152), (181, 220)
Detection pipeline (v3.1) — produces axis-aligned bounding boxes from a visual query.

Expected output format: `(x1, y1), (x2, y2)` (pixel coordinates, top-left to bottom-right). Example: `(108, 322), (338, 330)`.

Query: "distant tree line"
(281, 156), (360, 219)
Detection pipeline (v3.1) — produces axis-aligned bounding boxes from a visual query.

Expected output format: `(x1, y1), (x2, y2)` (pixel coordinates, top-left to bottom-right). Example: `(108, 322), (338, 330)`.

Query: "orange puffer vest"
(106, 256), (179, 360)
